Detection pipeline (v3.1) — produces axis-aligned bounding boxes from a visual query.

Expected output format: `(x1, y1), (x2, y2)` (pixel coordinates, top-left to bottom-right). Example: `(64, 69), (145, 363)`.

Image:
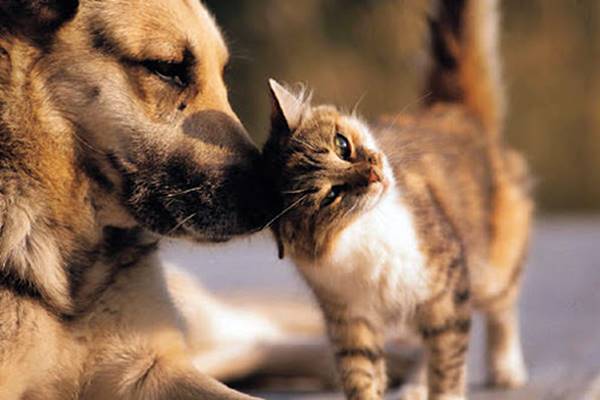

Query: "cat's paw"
(487, 351), (528, 389)
(393, 383), (427, 400)
(343, 384), (383, 400)
(487, 364), (528, 389)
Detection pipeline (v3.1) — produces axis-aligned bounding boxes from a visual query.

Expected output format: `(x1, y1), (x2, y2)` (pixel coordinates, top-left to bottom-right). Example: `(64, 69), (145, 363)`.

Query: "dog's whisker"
(72, 130), (106, 155)
(167, 212), (197, 235)
(165, 187), (204, 198)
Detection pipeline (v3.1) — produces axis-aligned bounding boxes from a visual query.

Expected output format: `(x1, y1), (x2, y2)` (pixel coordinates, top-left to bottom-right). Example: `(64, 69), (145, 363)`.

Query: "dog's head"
(0, 0), (272, 242)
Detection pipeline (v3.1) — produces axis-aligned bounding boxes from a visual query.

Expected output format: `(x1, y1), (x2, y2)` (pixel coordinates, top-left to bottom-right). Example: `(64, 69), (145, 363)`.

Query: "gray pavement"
(161, 216), (600, 400)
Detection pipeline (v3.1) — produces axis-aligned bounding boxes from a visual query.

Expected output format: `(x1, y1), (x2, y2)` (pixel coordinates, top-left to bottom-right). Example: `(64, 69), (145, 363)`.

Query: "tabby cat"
(262, 0), (532, 399)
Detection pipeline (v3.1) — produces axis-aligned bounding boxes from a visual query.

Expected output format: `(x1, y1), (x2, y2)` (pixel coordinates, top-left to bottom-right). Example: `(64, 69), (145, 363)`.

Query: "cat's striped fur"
(263, 0), (532, 399)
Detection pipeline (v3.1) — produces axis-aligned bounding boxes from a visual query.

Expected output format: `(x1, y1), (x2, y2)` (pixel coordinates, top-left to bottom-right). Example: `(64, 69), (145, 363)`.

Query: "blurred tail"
(425, 0), (504, 137)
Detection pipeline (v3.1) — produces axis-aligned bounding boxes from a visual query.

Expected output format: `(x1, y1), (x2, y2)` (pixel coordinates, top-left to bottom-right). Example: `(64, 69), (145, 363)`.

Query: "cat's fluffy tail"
(425, 0), (504, 137)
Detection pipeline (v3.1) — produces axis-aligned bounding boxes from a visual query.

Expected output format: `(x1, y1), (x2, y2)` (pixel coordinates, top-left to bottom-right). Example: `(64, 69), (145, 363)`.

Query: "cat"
(261, 0), (533, 399)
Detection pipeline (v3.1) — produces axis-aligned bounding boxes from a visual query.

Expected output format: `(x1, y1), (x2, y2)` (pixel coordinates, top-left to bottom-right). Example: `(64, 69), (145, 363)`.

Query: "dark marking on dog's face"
(0, 0), (80, 45)
(107, 111), (269, 241)
(7, 0), (272, 241)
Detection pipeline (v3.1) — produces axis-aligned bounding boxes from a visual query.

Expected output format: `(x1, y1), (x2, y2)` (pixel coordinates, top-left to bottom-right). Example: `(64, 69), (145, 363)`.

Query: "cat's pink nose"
(368, 167), (382, 184)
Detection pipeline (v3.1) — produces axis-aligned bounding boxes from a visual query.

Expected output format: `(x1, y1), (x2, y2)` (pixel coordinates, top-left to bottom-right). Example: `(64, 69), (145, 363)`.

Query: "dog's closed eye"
(142, 59), (189, 88)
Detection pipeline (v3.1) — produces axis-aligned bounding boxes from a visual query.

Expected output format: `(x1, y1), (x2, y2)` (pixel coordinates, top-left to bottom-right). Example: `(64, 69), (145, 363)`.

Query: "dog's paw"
(392, 383), (427, 400)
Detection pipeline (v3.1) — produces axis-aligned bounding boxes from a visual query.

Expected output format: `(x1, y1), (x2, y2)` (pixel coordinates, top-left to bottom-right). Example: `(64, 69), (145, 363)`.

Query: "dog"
(0, 1), (278, 398)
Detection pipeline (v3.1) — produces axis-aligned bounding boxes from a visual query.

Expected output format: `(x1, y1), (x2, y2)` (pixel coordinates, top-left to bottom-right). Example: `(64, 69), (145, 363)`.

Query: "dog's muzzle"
(112, 111), (275, 242)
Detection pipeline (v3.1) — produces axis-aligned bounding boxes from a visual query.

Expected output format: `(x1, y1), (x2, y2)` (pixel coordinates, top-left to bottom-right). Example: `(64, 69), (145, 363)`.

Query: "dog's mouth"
(107, 151), (273, 242)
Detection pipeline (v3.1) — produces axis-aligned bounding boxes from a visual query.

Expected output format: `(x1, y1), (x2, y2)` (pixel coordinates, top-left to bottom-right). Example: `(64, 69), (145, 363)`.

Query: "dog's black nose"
(175, 110), (275, 238)
(182, 110), (258, 160)
(220, 154), (278, 232)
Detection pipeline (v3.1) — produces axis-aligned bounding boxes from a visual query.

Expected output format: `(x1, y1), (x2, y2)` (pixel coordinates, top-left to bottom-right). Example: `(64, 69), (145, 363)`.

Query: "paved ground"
(161, 216), (600, 400)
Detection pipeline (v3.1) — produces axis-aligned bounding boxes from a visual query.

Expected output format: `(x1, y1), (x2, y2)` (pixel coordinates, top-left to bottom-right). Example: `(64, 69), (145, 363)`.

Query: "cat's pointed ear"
(269, 79), (305, 133)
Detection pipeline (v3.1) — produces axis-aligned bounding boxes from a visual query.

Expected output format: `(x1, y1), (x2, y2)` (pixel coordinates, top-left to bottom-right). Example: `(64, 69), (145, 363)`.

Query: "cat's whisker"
(260, 194), (308, 231)
(382, 92), (434, 132)
(346, 201), (359, 217)
(282, 188), (312, 195)
(399, 92), (433, 114)
(351, 91), (368, 117)
(290, 137), (321, 152)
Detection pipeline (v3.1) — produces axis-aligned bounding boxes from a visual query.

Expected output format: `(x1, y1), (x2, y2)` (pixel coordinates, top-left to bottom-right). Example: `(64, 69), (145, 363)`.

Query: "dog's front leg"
(79, 260), (261, 400)
(81, 336), (261, 400)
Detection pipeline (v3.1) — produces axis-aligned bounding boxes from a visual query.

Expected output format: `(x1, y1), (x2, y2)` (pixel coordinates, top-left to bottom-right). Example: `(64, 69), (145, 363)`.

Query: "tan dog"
(0, 1), (278, 399)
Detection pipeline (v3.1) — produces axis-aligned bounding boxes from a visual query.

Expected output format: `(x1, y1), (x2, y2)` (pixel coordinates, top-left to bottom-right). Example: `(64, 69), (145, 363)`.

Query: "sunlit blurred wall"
(204, 0), (600, 212)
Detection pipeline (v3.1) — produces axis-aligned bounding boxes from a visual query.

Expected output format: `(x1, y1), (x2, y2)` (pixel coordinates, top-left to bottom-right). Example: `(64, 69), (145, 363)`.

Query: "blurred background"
(204, 0), (600, 213)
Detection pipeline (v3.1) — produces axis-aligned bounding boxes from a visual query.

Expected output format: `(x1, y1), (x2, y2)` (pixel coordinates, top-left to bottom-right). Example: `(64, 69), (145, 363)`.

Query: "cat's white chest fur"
(300, 188), (429, 321)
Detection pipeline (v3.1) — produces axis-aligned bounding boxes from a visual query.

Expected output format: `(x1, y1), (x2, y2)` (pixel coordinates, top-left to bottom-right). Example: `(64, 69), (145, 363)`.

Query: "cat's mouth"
(363, 178), (390, 212)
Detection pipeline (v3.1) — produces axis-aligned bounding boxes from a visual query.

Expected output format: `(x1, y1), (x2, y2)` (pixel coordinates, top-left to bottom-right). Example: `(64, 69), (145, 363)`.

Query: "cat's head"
(263, 80), (392, 263)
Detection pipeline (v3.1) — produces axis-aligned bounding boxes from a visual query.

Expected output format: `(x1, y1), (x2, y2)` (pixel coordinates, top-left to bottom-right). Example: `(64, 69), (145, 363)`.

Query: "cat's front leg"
(418, 281), (471, 400)
(322, 305), (387, 400)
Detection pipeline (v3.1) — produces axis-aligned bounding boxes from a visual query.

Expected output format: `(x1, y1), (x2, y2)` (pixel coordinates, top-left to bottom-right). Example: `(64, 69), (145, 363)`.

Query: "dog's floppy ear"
(1, 0), (79, 38)
(269, 79), (306, 135)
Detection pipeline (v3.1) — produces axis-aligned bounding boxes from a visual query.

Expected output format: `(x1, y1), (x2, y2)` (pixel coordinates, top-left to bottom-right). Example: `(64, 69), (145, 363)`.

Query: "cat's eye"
(322, 185), (344, 207)
(142, 59), (189, 88)
(335, 133), (351, 160)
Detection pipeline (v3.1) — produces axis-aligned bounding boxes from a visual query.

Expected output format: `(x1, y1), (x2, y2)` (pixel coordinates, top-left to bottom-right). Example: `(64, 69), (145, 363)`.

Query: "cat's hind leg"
(481, 148), (532, 389)
(479, 221), (529, 389)
(483, 300), (528, 388)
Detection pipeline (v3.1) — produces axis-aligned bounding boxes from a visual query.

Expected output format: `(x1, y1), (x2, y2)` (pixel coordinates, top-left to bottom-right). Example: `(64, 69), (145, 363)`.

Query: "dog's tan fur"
(0, 1), (276, 399)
